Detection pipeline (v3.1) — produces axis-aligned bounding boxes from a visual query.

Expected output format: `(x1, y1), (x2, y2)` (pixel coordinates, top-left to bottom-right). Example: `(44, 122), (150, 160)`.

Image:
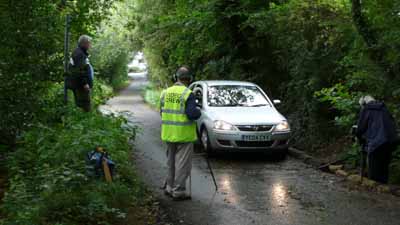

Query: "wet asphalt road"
(101, 73), (400, 225)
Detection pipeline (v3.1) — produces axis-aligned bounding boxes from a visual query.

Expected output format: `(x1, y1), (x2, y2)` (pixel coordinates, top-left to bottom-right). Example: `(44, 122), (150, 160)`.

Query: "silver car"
(189, 80), (291, 155)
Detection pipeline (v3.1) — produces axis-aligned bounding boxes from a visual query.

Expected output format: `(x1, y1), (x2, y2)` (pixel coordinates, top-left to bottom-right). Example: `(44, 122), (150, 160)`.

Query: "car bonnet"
(205, 106), (286, 125)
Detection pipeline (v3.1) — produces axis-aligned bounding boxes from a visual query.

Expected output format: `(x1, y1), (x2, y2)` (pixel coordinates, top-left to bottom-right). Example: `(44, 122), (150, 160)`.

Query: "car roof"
(196, 80), (256, 86)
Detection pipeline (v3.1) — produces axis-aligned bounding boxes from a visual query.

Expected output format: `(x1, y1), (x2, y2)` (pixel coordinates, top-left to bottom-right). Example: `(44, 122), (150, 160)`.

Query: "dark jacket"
(68, 46), (90, 89)
(356, 102), (398, 153)
(185, 93), (201, 120)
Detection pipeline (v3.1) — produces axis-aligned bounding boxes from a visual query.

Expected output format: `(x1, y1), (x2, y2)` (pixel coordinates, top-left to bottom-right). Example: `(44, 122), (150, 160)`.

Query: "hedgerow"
(0, 0), (150, 222)
(0, 82), (146, 224)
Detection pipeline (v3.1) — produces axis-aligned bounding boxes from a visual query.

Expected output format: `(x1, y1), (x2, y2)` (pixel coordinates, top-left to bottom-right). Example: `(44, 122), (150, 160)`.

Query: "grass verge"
(143, 83), (162, 110)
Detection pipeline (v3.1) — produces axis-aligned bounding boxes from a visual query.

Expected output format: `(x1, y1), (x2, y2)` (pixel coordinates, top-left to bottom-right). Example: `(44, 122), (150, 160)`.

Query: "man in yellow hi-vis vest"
(160, 66), (201, 200)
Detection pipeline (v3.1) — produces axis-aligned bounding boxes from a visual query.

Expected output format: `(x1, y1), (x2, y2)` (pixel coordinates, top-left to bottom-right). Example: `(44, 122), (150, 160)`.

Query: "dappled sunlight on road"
(269, 181), (294, 224)
(219, 174), (238, 205)
(272, 182), (287, 207)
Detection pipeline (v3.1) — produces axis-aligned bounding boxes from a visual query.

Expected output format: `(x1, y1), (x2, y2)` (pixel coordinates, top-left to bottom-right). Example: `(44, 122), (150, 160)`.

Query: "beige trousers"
(166, 142), (193, 191)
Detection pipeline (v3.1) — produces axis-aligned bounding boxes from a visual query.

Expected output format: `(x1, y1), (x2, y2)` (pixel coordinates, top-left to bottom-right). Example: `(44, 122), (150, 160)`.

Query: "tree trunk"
(351, 0), (397, 80)
(351, 0), (378, 49)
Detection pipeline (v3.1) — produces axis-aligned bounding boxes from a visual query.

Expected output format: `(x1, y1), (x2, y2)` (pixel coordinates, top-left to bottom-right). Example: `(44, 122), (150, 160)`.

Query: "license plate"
(242, 134), (271, 142)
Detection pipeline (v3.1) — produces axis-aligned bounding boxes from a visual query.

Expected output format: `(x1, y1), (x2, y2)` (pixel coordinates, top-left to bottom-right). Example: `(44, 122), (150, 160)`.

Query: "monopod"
(206, 155), (218, 192)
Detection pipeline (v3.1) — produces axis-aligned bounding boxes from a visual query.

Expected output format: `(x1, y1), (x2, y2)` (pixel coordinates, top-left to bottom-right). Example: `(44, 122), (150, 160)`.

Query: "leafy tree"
(91, 0), (138, 88)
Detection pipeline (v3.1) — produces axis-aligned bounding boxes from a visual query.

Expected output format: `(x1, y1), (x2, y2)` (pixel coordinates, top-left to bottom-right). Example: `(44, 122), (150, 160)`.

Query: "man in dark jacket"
(356, 96), (398, 183)
(68, 35), (92, 112)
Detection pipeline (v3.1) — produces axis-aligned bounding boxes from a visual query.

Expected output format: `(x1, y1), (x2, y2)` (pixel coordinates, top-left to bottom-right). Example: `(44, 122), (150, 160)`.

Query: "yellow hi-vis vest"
(160, 85), (197, 143)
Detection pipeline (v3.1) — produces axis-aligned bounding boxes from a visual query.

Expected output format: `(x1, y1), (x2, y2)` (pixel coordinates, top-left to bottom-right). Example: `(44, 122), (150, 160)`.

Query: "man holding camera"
(356, 96), (398, 183)
(160, 66), (201, 200)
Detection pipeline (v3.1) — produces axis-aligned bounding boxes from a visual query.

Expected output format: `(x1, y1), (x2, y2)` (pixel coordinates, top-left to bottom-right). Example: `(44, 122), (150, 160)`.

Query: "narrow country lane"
(101, 73), (400, 225)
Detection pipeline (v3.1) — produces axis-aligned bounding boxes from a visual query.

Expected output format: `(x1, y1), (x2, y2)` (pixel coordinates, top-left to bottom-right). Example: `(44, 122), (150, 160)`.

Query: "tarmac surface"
(101, 73), (400, 225)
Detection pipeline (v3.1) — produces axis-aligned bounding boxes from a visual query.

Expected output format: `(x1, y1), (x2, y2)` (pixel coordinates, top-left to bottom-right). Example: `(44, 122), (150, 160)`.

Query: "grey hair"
(78, 35), (92, 46)
(359, 95), (375, 106)
(177, 66), (189, 74)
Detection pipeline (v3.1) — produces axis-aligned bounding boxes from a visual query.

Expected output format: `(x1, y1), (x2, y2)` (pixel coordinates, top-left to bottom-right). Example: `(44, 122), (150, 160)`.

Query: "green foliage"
(344, 142), (363, 168)
(0, 0), (120, 145)
(132, 0), (355, 149)
(390, 147), (400, 183)
(132, 0), (400, 178)
(91, 0), (138, 89)
(245, 0), (356, 148)
(143, 83), (162, 109)
(0, 63), (147, 223)
(0, 98), (144, 225)
(0, 0), (153, 222)
(91, 79), (115, 106)
(315, 83), (359, 128)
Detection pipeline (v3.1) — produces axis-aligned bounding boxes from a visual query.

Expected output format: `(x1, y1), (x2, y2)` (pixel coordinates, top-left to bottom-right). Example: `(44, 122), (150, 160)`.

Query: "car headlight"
(214, 120), (237, 131)
(274, 121), (290, 132)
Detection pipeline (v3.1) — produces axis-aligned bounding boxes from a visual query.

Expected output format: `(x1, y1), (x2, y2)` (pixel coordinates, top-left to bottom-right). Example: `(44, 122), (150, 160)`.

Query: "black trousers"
(368, 143), (395, 184)
(72, 88), (91, 112)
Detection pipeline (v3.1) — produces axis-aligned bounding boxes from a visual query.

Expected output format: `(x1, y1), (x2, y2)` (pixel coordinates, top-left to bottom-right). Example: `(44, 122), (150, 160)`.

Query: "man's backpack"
(65, 59), (79, 90)
(86, 147), (115, 182)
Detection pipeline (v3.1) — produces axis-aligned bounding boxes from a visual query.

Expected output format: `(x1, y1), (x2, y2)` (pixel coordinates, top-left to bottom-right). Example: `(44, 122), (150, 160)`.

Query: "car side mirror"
(273, 99), (281, 105)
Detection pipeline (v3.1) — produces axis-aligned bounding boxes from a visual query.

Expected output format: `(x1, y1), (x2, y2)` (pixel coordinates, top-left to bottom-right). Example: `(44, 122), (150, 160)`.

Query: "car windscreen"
(207, 85), (271, 107)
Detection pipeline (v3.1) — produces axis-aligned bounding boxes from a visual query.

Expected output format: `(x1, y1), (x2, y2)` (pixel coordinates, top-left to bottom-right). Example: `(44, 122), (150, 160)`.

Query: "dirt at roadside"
(297, 136), (353, 165)
(126, 196), (174, 225)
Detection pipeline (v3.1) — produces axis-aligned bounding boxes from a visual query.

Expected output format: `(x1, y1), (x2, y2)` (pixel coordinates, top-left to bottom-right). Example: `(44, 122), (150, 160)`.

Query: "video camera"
(351, 125), (357, 136)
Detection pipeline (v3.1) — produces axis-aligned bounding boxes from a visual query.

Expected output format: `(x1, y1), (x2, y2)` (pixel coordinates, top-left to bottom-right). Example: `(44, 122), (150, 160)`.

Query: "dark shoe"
(172, 195), (192, 201)
(164, 189), (173, 197)
(164, 185), (173, 197)
(172, 190), (191, 201)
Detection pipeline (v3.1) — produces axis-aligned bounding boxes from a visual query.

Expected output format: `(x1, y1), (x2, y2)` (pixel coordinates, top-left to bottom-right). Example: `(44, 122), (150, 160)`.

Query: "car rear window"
(207, 85), (271, 107)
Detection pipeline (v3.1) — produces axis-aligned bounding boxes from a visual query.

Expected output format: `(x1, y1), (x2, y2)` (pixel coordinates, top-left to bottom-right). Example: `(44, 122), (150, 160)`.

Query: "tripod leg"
(360, 150), (366, 183)
(206, 157), (218, 191)
(189, 171), (192, 196)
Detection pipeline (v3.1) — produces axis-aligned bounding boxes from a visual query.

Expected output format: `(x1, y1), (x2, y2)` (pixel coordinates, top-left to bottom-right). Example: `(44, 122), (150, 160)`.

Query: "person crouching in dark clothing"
(68, 35), (92, 112)
(356, 96), (398, 184)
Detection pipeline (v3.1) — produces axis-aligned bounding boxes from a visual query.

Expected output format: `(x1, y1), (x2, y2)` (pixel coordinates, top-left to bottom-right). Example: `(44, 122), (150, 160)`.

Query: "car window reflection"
(208, 85), (270, 107)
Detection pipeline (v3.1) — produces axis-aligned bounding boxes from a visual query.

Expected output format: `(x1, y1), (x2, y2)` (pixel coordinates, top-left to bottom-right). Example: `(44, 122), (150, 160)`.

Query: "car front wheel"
(201, 128), (214, 155)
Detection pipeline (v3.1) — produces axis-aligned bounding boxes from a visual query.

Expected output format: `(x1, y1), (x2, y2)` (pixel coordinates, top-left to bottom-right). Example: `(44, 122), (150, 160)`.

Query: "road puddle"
(220, 174), (238, 205)
(271, 182), (288, 208)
